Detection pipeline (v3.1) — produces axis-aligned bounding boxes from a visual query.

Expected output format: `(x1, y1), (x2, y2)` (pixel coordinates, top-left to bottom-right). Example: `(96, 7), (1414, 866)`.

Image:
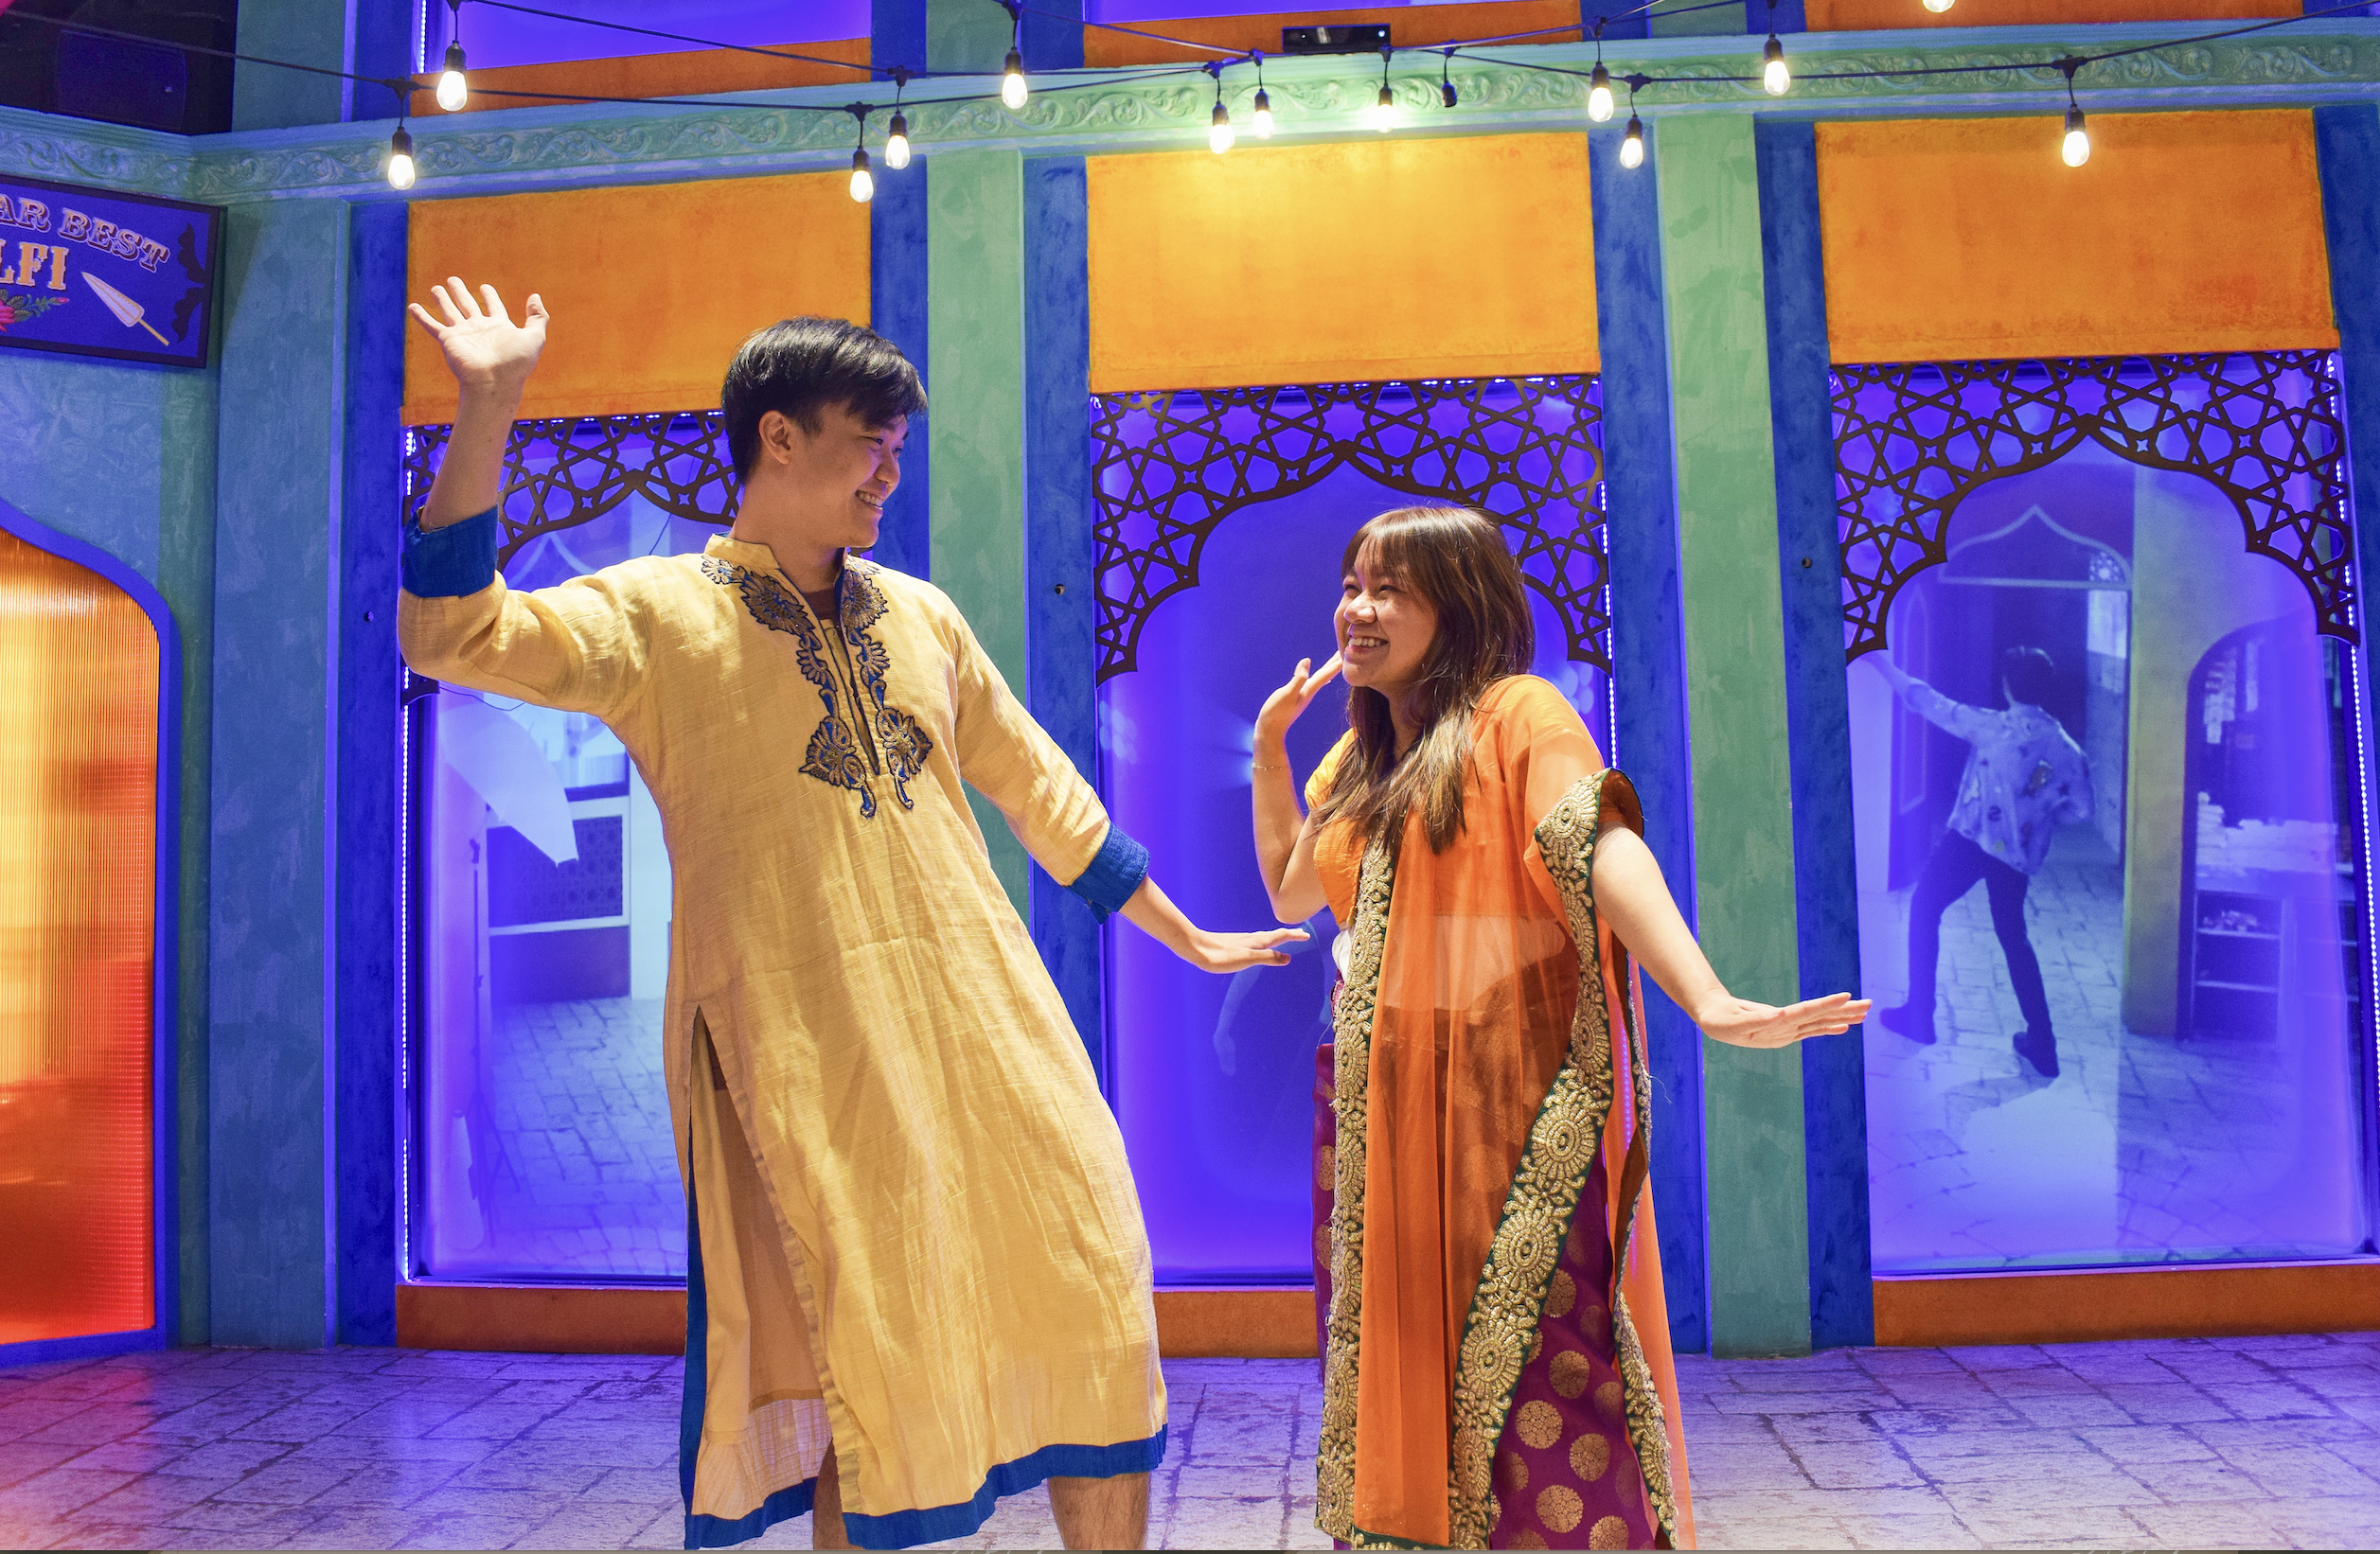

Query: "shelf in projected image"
(1939, 504), (2133, 592)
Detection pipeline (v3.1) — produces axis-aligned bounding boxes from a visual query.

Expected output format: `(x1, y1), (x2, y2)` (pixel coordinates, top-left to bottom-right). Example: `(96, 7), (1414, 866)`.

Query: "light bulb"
(1369, 83), (1395, 132)
(1923, 0), (1955, 10)
(1001, 48), (1027, 111)
(1588, 63), (1613, 124)
(2062, 106), (2090, 168)
(1620, 114), (1644, 169)
(386, 125), (417, 189)
(1209, 101), (1234, 153)
(1763, 36), (1790, 97)
(850, 147), (874, 203)
(435, 42), (468, 112)
(884, 112), (910, 169)
(1441, 76), (1458, 109)
(1252, 87), (1273, 137)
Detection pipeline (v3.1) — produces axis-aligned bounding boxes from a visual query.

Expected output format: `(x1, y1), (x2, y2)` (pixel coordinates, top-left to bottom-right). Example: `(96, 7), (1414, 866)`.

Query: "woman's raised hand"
(1692, 991), (1872, 1050)
(1256, 653), (1342, 748)
(408, 277), (549, 397)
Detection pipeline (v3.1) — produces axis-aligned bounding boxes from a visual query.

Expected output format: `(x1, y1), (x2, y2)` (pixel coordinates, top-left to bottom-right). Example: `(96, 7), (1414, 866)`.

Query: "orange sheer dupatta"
(1309, 677), (1695, 1549)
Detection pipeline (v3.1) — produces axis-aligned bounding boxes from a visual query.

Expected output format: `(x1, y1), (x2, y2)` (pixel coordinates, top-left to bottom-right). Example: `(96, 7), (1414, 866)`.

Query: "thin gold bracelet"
(1251, 763), (1288, 772)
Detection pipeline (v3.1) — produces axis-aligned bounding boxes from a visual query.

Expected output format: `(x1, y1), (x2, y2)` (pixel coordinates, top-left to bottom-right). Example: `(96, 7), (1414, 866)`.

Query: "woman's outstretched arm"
(1591, 826), (1871, 1049)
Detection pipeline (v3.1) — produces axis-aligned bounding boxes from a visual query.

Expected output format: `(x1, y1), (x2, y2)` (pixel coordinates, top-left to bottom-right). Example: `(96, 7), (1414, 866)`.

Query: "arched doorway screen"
(1090, 375), (1610, 682)
(402, 411), (736, 569)
(1835, 350), (2356, 660)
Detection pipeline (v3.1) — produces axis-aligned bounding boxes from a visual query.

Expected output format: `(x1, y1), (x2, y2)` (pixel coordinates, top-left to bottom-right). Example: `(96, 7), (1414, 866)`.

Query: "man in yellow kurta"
(398, 281), (1302, 1551)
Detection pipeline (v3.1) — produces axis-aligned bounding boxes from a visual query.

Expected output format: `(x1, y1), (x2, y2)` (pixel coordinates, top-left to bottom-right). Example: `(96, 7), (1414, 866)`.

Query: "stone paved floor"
(1860, 826), (2361, 1273)
(5, 1334), (2378, 1549)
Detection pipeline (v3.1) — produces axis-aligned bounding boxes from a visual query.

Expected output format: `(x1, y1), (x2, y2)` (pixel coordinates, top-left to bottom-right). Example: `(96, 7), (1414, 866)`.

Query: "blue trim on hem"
(686, 1478), (818, 1550)
(841, 1428), (1167, 1550)
(401, 504), (499, 597)
(1067, 823), (1147, 923)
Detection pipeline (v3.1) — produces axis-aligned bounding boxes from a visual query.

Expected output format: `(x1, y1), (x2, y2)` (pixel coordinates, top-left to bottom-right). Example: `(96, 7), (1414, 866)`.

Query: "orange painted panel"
(1085, 2), (1581, 66)
(1088, 133), (1595, 391)
(1875, 1262), (2380, 1347)
(1818, 111), (2336, 364)
(1810, 0), (2297, 26)
(0, 528), (158, 1347)
(403, 173), (870, 424)
(409, 37), (869, 117)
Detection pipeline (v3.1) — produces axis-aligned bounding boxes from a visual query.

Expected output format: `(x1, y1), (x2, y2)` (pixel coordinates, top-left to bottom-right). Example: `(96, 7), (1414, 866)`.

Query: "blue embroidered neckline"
(702, 555), (933, 818)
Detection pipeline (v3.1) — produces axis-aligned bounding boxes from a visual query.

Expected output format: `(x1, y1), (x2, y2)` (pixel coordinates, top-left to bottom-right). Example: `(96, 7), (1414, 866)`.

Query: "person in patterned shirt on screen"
(1875, 645), (2093, 1079)
(397, 279), (1305, 1551)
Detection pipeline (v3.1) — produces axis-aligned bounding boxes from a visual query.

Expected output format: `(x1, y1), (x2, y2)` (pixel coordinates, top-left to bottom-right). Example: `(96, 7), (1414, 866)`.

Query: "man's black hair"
(721, 316), (927, 481)
(2001, 645), (2058, 708)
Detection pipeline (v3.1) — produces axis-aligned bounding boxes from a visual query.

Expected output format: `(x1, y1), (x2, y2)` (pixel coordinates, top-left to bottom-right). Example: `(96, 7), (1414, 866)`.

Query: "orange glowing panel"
(402, 172), (870, 424)
(0, 527), (158, 1347)
(1088, 133), (1595, 392)
(1817, 111), (2336, 364)
(1084, 1), (1583, 66)
(1808, 0), (2299, 26)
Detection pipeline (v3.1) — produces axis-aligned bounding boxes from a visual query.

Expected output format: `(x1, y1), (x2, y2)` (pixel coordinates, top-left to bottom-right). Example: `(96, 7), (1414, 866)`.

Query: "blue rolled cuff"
(402, 505), (500, 597)
(1069, 823), (1149, 922)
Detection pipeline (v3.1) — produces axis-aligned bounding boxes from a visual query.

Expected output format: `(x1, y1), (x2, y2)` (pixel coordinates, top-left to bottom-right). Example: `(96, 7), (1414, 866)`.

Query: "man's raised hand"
(408, 277), (548, 398)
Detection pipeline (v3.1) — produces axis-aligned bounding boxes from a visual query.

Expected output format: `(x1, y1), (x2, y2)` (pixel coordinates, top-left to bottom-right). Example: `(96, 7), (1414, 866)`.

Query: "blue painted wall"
(335, 200), (407, 1346)
(0, 347), (218, 1344)
(1021, 154), (1105, 1079)
(1590, 118), (1713, 1353)
(872, 162), (934, 580)
(206, 197), (347, 1350)
(2312, 103), (2380, 1232)
(1755, 117), (1874, 1351)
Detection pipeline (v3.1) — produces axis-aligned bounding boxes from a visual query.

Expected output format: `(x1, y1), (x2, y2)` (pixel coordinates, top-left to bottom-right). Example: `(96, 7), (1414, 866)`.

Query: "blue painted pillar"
(1756, 117), (1873, 1351)
(334, 200), (406, 1347)
(872, 164), (933, 579)
(208, 198), (347, 1349)
(1590, 120), (1712, 1354)
(1748, 0), (1808, 31)
(1585, 4), (1650, 40)
(2312, 103), (2380, 1220)
(1021, 156), (1104, 1080)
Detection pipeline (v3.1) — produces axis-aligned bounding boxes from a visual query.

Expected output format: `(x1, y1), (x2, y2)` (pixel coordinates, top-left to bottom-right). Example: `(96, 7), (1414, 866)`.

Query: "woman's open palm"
(1696, 991), (1872, 1050)
(1257, 653), (1342, 746)
(408, 277), (548, 393)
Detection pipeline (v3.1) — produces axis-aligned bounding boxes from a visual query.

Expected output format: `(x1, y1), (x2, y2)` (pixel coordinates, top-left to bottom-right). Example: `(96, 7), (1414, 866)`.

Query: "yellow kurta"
(400, 531), (1164, 1549)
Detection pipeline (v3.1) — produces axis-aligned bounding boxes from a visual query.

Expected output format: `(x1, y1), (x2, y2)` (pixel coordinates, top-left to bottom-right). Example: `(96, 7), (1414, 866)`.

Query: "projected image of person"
(1251, 507), (1868, 1551)
(398, 280), (1306, 1552)
(1873, 646), (2092, 1079)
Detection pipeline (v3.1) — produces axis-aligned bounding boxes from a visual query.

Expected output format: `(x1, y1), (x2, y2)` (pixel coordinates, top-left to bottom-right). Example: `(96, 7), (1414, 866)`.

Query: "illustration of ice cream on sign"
(80, 272), (169, 344)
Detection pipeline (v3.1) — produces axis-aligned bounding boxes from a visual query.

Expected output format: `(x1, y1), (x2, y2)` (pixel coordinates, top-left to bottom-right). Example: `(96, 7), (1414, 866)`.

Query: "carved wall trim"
(4, 20), (2376, 204)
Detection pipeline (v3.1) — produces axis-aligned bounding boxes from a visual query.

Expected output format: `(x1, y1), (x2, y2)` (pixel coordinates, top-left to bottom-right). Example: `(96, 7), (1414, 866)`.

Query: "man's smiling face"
(761, 402), (908, 556)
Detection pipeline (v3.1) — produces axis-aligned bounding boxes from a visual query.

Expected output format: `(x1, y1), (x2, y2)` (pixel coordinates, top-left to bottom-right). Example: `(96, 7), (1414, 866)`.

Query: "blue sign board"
(0, 175), (221, 369)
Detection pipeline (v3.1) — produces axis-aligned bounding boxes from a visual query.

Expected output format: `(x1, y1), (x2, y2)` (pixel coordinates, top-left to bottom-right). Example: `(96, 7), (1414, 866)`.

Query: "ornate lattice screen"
(1835, 350), (2356, 660)
(403, 413), (736, 569)
(1089, 376), (1609, 682)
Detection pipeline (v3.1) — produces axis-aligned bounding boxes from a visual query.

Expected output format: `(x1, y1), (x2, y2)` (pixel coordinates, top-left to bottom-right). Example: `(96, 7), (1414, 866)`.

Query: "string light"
(386, 121), (417, 189)
(1368, 47), (1395, 132)
(1441, 51), (1458, 110)
(1208, 64), (1234, 153)
(1924, 0), (1956, 10)
(1762, 37), (1791, 97)
(1251, 52), (1273, 138)
(1588, 63), (1613, 124)
(2060, 62), (2090, 168)
(1002, 48), (1028, 110)
(1620, 111), (1644, 170)
(884, 67), (911, 168)
(435, 0), (468, 111)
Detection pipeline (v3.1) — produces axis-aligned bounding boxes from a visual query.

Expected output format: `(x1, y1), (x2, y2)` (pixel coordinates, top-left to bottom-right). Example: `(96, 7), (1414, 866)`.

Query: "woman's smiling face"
(1336, 550), (1438, 701)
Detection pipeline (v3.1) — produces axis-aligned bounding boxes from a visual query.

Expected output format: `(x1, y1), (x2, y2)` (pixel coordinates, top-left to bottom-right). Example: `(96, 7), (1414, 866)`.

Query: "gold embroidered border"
(1315, 839), (1397, 1548)
(1441, 770), (1678, 1549)
(1608, 969), (1680, 1544)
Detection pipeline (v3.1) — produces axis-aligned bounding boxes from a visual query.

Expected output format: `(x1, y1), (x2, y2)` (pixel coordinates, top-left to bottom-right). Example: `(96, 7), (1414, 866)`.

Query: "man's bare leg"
(812, 1445), (851, 1550)
(1049, 1472), (1149, 1550)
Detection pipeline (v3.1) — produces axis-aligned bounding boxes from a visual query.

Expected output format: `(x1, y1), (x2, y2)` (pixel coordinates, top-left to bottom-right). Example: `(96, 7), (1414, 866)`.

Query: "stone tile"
(206, 1458), (363, 1506)
(421, 1402), (562, 1439)
(1998, 1391), (2137, 1429)
(2206, 1444), (2380, 1500)
(4, 1465), (139, 1519)
(2072, 1423), (2221, 1464)
(0, 1443), (83, 1490)
(2098, 1382), (2233, 1423)
(2126, 1501), (2288, 1548)
(2262, 1495), (2380, 1550)
(1694, 1510), (1852, 1549)
(1829, 1510), (1985, 1549)
(1913, 1449), (2138, 1487)
(447, 1441), (617, 1493)
(1161, 1497), (1287, 1550)
(1944, 1345), (2056, 1371)
(1704, 1386), (1900, 1415)
(1789, 1444), (1927, 1491)
(1873, 1373), (2006, 1411)
(2195, 1381), (2342, 1422)
(1174, 1461), (1290, 1499)
(513, 1499), (679, 1550)
(392, 1510), (544, 1549)
(1934, 1475), (2162, 1514)
(75, 1474), (246, 1521)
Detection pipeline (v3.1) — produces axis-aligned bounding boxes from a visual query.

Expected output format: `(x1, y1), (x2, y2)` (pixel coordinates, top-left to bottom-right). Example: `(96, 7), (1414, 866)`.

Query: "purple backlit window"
(1093, 377), (1611, 1281)
(1839, 354), (2374, 1273)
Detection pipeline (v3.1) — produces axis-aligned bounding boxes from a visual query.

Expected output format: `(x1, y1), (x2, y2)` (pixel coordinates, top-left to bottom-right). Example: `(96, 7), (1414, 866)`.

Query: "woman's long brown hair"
(1311, 506), (1534, 853)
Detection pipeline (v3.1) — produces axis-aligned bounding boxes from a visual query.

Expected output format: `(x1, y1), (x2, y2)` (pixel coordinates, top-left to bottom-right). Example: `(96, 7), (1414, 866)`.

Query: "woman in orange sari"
(1253, 508), (1865, 1551)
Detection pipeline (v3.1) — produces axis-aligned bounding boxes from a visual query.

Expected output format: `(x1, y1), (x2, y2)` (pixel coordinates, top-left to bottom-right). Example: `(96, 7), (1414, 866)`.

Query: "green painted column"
(929, 147), (1033, 914)
(1653, 112), (1811, 1357)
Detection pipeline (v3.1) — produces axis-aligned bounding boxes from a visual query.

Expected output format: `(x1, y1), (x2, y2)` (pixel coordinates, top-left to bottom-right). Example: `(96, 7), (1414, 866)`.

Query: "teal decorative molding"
(1, 19), (2375, 204)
